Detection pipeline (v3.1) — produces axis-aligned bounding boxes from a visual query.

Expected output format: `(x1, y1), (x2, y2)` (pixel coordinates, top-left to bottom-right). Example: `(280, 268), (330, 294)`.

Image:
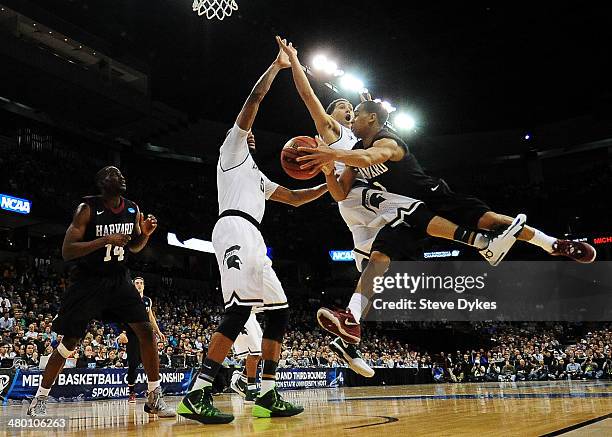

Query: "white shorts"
(212, 216), (288, 310)
(338, 186), (423, 271)
(233, 313), (263, 357)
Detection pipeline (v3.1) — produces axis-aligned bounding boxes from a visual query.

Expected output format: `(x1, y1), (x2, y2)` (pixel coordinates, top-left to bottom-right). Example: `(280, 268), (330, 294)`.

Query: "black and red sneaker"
(551, 240), (596, 263)
(317, 307), (361, 344)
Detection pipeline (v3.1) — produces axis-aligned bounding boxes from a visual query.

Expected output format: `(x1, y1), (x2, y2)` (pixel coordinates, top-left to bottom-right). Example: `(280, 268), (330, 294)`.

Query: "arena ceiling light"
(312, 54), (338, 76)
(393, 112), (416, 131)
(340, 74), (365, 93)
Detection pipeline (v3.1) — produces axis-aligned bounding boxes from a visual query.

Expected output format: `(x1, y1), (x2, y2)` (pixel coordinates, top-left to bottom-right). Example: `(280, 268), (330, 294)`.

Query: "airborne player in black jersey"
(28, 166), (175, 418)
(297, 100), (596, 345)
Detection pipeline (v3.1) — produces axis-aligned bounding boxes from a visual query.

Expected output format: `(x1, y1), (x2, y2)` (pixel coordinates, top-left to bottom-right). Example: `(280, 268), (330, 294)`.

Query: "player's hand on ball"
(274, 36), (292, 68)
(276, 36), (297, 60)
(297, 136), (336, 173)
(106, 233), (131, 247)
(139, 212), (158, 236)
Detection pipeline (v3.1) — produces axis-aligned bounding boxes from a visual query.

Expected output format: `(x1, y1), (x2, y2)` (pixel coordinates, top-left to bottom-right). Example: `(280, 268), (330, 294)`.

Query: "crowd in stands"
(1, 259), (611, 384)
(2, 140), (611, 265)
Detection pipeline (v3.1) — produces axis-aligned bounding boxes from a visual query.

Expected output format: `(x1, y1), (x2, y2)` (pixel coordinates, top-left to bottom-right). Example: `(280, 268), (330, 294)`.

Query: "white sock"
(247, 384), (257, 391)
(147, 380), (161, 393)
(347, 293), (368, 323)
(191, 374), (212, 391)
(36, 386), (50, 397)
(260, 379), (275, 395)
(528, 229), (556, 253)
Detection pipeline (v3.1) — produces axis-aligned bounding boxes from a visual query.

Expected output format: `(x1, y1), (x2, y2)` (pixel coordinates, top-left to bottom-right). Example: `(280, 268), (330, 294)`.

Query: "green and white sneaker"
(177, 387), (234, 424)
(252, 387), (304, 418)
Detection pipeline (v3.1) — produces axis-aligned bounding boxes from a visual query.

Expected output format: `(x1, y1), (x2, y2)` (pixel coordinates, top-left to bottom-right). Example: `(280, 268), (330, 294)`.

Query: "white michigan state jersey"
(213, 123), (287, 310)
(328, 124), (359, 175)
(217, 124), (278, 221)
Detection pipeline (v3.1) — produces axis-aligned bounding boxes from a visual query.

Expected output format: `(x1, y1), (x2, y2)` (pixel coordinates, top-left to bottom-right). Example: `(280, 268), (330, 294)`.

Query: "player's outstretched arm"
(235, 40), (291, 132)
(62, 203), (130, 261)
(297, 138), (402, 170)
(276, 36), (338, 142)
(269, 184), (328, 207)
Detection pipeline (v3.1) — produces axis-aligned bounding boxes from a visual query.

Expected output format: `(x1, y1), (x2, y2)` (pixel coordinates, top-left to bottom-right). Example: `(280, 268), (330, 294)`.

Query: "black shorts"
(53, 268), (148, 339)
(419, 179), (491, 228)
(371, 224), (426, 261)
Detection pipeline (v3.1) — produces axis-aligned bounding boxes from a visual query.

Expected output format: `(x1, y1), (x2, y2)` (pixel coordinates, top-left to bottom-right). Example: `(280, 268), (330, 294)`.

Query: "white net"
(192, 0), (238, 20)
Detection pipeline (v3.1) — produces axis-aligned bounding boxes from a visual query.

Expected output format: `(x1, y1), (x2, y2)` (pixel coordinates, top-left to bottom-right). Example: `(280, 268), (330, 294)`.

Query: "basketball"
(280, 136), (319, 180)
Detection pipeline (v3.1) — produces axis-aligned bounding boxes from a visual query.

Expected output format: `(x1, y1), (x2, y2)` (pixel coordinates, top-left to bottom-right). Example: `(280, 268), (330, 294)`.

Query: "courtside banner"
(365, 261), (612, 322)
(274, 368), (344, 390)
(6, 368), (193, 401)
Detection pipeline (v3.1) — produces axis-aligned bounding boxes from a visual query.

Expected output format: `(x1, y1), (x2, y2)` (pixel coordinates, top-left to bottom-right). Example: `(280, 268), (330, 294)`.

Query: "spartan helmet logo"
(224, 245), (242, 270)
(369, 193), (386, 209)
(0, 375), (10, 394)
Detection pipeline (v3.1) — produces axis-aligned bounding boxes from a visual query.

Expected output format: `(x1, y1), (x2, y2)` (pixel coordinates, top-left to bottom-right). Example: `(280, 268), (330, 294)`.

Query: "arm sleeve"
(219, 124), (250, 170)
(261, 173), (279, 200)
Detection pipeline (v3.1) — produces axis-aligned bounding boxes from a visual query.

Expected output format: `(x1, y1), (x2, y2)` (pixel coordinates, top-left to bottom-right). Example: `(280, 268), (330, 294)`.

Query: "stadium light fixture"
(323, 60), (338, 75)
(312, 54), (327, 71)
(333, 69), (345, 77)
(340, 74), (365, 93)
(393, 112), (416, 131)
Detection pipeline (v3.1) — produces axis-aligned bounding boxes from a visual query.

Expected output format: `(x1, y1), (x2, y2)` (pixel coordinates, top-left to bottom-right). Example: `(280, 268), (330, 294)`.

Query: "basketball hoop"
(192, 0), (238, 20)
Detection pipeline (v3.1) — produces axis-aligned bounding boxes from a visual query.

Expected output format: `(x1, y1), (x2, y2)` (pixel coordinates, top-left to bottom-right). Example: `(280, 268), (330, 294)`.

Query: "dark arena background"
(0, 1), (611, 436)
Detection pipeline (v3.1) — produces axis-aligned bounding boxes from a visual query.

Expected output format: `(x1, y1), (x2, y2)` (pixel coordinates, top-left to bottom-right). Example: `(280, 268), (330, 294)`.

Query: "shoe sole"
(485, 214), (526, 266)
(178, 411), (234, 424)
(144, 405), (176, 418)
(329, 341), (375, 378)
(316, 308), (360, 344)
(252, 404), (304, 418)
(553, 244), (597, 263)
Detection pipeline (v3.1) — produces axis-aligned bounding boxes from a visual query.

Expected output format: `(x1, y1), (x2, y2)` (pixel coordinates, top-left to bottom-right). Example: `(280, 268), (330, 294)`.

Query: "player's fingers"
(299, 161), (319, 170)
(296, 146), (317, 154)
(295, 154), (317, 162)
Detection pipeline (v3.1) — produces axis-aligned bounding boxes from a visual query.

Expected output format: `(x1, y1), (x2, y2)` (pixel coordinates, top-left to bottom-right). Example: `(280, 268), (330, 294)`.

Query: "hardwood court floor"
(2, 380), (611, 436)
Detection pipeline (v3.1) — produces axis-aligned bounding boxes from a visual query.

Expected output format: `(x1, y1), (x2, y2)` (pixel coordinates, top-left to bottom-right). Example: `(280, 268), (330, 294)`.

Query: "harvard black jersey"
(75, 196), (139, 274)
(353, 129), (438, 197)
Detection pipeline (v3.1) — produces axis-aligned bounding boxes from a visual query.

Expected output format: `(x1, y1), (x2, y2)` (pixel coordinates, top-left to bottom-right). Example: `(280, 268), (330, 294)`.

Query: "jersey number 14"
(103, 244), (125, 262)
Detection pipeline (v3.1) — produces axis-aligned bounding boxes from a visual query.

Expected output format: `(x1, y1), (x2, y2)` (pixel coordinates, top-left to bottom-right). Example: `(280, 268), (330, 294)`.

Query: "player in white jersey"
(177, 41), (328, 424)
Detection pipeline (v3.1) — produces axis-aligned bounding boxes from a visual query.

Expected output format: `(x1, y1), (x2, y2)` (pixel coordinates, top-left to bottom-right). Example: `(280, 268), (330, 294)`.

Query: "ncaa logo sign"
(329, 250), (355, 262)
(1, 194), (31, 215)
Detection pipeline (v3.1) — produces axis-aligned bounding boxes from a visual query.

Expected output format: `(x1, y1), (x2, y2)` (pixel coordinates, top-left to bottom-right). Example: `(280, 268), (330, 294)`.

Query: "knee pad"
(393, 202), (435, 232)
(57, 342), (76, 359)
(262, 308), (290, 342)
(217, 305), (252, 342)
